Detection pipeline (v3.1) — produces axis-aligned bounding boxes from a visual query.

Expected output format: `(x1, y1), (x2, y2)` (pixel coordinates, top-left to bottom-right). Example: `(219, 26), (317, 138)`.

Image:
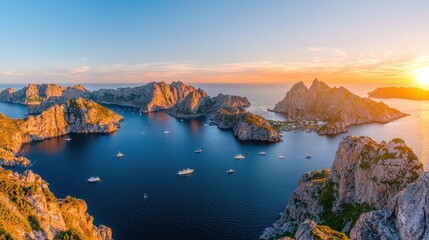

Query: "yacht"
(306, 153), (312, 158)
(278, 155), (285, 159)
(226, 169), (235, 174)
(194, 148), (202, 153)
(234, 154), (246, 160)
(163, 130), (170, 134)
(177, 168), (195, 175)
(117, 152), (124, 158)
(87, 176), (101, 183)
(258, 151), (267, 155)
(65, 136), (72, 141)
(144, 193), (148, 199)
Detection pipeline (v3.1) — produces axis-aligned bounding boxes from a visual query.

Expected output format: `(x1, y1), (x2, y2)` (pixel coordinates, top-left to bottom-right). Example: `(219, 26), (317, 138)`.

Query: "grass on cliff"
(67, 98), (122, 125)
(318, 179), (373, 233)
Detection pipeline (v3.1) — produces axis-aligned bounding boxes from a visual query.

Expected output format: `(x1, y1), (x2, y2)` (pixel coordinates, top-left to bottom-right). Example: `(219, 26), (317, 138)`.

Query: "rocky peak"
(309, 79), (332, 94)
(331, 136), (423, 209)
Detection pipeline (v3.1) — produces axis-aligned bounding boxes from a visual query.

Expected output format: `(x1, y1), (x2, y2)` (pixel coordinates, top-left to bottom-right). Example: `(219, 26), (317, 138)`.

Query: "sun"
(413, 66), (429, 85)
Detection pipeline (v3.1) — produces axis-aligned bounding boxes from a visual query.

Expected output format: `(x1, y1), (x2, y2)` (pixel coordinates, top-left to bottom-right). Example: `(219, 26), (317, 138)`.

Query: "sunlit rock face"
(90, 81), (197, 112)
(0, 167), (112, 240)
(0, 98), (123, 166)
(260, 136), (423, 240)
(273, 79), (408, 135)
(211, 107), (281, 142)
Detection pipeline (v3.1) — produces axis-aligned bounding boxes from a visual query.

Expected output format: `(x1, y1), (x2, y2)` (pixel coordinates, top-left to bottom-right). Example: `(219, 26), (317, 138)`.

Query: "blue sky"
(1, 0), (429, 84)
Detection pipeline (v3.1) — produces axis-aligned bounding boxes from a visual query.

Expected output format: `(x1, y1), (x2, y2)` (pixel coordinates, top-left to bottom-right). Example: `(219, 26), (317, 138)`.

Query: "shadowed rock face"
(273, 79), (408, 135)
(0, 167), (112, 240)
(0, 98), (123, 166)
(260, 136), (423, 239)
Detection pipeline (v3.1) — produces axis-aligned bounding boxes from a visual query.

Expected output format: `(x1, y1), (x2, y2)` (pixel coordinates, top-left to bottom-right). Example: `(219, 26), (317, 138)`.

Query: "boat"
(65, 136), (72, 141)
(117, 152), (124, 158)
(180, 119), (184, 122)
(87, 176), (101, 183)
(306, 153), (312, 158)
(258, 151), (267, 155)
(278, 155), (285, 159)
(226, 169), (235, 174)
(194, 148), (202, 153)
(163, 130), (170, 134)
(177, 168), (195, 175)
(144, 193), (148, 199)
(234, 154), (245, 160)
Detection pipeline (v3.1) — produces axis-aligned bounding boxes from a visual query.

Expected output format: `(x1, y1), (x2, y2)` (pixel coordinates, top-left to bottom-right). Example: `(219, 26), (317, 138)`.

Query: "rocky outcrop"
(0, 84), (88, 106)
(351, 172), (429, 239)
(295, 220), (348, 240)
(272, 79), (408, 135)
(368, 87), (429, 100)
(260, 136), (423, 239)
(0, 167), (112, 240)
(211, 107), (281, 142)
(90, 81), (196, 113)
(0, 98), (123, 166)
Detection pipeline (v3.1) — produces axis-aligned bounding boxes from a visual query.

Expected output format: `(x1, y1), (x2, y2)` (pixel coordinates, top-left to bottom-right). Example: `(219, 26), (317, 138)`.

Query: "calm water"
(1, 83), (429, 239)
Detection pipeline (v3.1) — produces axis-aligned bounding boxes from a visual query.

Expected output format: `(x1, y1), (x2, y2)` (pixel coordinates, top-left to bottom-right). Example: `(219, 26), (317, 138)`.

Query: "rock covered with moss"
(272, 79), (408, 135)
(295, 220), (348, 240)
(0, 167), (111, 240)
(211, 107), (281, 142)
(260, 136), (423, 239)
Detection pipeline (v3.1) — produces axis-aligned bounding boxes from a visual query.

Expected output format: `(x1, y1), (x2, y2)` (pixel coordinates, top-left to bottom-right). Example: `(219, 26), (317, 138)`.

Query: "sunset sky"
(1, 0), (429, 85)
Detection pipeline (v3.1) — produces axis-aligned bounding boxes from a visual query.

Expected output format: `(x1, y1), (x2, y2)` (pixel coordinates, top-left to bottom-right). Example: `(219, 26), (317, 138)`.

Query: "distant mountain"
(272, 79), (408, 135)
(368, 87), (429, 100)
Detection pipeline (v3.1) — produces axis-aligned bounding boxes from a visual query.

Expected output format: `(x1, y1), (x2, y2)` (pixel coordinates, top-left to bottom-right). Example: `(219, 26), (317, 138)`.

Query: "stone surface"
(295, 220), (348, 240)
(272, 79), (408, 135)
(260, 136), (423, 239)
(368, 87), (429, 100)
(0, 167), (112, 240)
(351, 172), (429, 240)
(0, 98), (123, 166)
(211, 107), (281, 142)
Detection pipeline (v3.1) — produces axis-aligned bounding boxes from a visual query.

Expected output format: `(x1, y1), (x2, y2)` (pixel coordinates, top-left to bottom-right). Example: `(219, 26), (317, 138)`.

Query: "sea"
(1, 82), (428, 239)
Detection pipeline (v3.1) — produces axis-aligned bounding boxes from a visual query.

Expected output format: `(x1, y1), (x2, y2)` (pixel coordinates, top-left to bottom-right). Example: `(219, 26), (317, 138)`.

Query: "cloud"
(306, 46), (347, 57)
(70, 66), (90, 74)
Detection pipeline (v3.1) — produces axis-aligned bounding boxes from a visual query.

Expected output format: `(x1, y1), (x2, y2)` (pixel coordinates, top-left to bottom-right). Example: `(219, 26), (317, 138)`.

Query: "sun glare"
(413, 66), (429, 85)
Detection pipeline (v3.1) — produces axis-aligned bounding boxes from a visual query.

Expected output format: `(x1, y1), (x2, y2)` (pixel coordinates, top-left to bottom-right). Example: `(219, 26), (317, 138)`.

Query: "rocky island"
(271, 79), (408, 135)
(1, 82), (280, 142)
(0, 98), (123, 166)
(0, 168), (112, 239)
(368, 87), (429, 100)
(261, 136), (423, 240)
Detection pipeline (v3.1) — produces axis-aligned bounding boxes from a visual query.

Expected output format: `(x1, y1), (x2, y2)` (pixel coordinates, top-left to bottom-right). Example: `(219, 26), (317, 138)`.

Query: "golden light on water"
(413, 66), (429, 86)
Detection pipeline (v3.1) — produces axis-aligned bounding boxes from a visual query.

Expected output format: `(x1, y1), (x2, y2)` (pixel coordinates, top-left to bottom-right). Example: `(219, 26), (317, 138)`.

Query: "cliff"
(90, 81), (196, 113)
(260, 136), (423, 239)
(0, 84), (89, 106)
(368, 87), (429, 100)
(211, 107), (282, 142)
(272, 79), (408, 135)
(351, 172), (429, 239)
(0, 167), (111, 240)
(0, 98), (123, 166)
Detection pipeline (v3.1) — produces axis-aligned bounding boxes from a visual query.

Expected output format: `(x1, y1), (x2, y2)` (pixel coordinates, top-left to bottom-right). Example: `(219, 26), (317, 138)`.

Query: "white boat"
(194, 148), (202, 153)
(144, 193), (148, 199)
(163, 130), (170, 134)
(177, 168), (195, 175)
(180, 119), (184, 122)
(278, 155), (285, 159)
(117, 152), (124, 158)
(226, 169), (235, 174)
(234, 154), (245, 160)
(306, 153), (312, 158)
(258, 151), (267, 155)
(65, 136), (72, 141)
(87, 176), (101, 183)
